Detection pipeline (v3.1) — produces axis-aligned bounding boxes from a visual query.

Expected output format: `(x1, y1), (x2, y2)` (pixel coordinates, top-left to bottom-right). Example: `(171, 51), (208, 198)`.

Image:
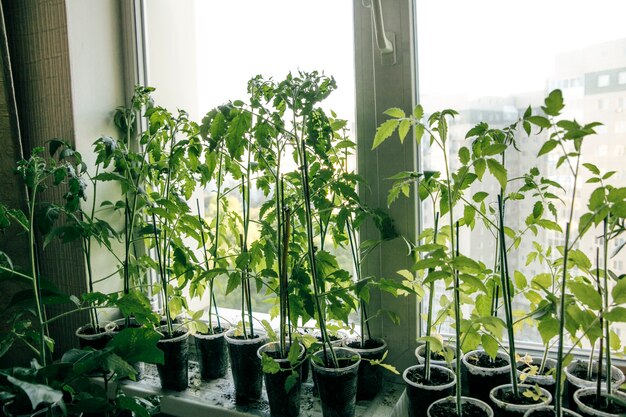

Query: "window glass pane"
(415, 0), (626, 347)
(145, 1), (356, 317)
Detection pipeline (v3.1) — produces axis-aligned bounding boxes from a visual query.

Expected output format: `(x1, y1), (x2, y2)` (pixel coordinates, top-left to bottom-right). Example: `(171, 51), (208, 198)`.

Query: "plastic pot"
(427, 396), (495, 417)
(193, 325), (229, 381)
(75, 322), (115, 350)
(156, 325), (190, 391)
(463, 349), (511, 403)
(517, 358), (557, 397)
(311, 332), (346, 396)
(224, 329), (268, 403)
(573, 387), (626, 417)
(344, 338), (387, 400)
(523, 405), (582, 417)
(415, 342), (460, 370)
(257, 342), (305, 417)
(564, 361), (625, 408)
(311, 347), (361, 417)
(403, 364), (456, 417)
(489, 384), (552, 417)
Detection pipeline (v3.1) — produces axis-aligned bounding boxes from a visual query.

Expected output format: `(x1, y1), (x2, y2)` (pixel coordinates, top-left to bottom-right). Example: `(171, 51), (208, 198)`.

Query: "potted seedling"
(522, 90), (608, 417)
(567, 170), (626, 416)
(374, 106), (493, 417)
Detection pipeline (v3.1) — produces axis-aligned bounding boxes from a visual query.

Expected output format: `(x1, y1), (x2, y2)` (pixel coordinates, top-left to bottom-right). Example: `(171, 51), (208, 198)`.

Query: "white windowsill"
(115, 362), (404, 417)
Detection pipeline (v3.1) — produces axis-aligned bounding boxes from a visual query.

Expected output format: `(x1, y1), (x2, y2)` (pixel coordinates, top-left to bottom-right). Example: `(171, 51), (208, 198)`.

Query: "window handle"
(367, 0), (394, 54)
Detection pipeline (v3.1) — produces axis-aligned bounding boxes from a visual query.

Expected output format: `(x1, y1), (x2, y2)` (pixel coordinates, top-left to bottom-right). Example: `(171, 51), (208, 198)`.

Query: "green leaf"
(612, 201), (626, 218)
(7, 376), (63, 409)
(287, 342), (301, 365)
(413, 105), (424, 119)
(472, 192), (488, 203)
(417, 336), (443, 353)
(537, 317), (560, 345)
(285, 372), (298, 393)
(459, 147), (470, 165)
(372, 119), (399, 149)
(481, 334), (499, 359)
(117, 396), (151, 417)
(538, 140), (558, 157)
(108, 327), (164, 365)
(526, 115), (551, 129)
(608, 187), (626, 203)
(486, 158), (507, 189)
(398, 119), (411, 143)
(104, 353), (137, 380)
(384, 107), (405, 118)
(451, 255), (482, 273)
(583, 163), (601, 175)
(261, 353), (280, 374)
(464, 205), (476, 226)
(612, 279), (626, 304)
(474, 158), (486, 180)
(569, 282), (602, 310)
(514, 270), (527, 289)
(605, 307), (626, 322)
(542, 89), (564, 117)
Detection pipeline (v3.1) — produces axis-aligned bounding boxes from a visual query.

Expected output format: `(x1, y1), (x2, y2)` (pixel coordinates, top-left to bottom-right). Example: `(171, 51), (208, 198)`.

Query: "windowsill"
(116, 362), (404, 417)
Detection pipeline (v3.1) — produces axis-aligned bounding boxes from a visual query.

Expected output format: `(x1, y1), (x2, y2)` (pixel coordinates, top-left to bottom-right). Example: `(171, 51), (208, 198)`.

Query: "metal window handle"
(369, 0), (394, 55)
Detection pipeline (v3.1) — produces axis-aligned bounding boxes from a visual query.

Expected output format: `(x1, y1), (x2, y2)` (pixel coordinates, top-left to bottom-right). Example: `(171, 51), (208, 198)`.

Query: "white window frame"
(355, 0), (419, 374)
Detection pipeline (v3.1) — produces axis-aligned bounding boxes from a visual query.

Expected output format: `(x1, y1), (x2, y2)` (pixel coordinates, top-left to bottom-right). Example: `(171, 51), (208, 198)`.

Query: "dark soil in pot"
(565, 361), (625, 408)
(429, 398), (493, 417)
(346, 338), (387, 400)
(156, 327), (189, 392)
(490, 384), (552, 417)
(578, 396), (626, 415)
(193, 326), (228, 381)
(311, 347), (360, 417)
(463, 350), (511, 403)
(225, 330), (268, 404)
(404, 365), (456, 417)
(76, 323), (113, 350)
(574, 388), (626, 417)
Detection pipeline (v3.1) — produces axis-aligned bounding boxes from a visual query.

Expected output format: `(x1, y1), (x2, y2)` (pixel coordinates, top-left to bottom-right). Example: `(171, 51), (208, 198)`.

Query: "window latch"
(363, 0), (396, 65)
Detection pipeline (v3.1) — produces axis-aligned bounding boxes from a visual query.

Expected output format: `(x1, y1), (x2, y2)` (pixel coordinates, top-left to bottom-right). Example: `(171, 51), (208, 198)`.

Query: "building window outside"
(619, 70), (626, 84)
(598, 73), (611, 87)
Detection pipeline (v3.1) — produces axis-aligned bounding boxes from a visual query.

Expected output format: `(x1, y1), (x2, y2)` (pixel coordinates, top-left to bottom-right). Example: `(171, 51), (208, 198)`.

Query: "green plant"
(0, 141), (163, 416)
(374, 106), (480, 415)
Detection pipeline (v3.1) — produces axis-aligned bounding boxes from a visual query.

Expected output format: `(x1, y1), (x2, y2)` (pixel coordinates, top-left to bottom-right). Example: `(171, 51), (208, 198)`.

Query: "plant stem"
(424, 212), (440, 382)
(453, 221), (462, 417)
(497, 195), (518, 397)
(554, 223), (571, 417)
(595, 247), (603, 402)
(152, 212), (172, 337)
(29, 183), (47, 367)
(602, 217), (612, 397)
(299, 136), (337, 367)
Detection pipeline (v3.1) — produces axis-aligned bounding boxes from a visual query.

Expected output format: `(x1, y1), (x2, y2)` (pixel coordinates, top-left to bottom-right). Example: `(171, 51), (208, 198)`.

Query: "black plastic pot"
(75, 322), (114, 350)
(311, 347), (360, 417)
(193, 326), (229, 381)
(156, 325), (190, 391)
(573, 387), (626, 417)
(489, 384), (552, 417)
(462, 349), (511, 403)
(523, 405), (582, 417)
(415, 342), (461, 370)
(224, 329), (268, 403)
(311, 333), (344, 396)
(427, 396), (494, 417)
(403, 364), (456, 417)
(257, 342), (305, 417)
(565, 360), (625, 409)
(345, 338), (387, 401)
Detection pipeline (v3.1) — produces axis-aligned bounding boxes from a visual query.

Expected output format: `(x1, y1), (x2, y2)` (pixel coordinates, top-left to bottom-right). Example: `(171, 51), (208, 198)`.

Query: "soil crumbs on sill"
(132, 361), (401, 416)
